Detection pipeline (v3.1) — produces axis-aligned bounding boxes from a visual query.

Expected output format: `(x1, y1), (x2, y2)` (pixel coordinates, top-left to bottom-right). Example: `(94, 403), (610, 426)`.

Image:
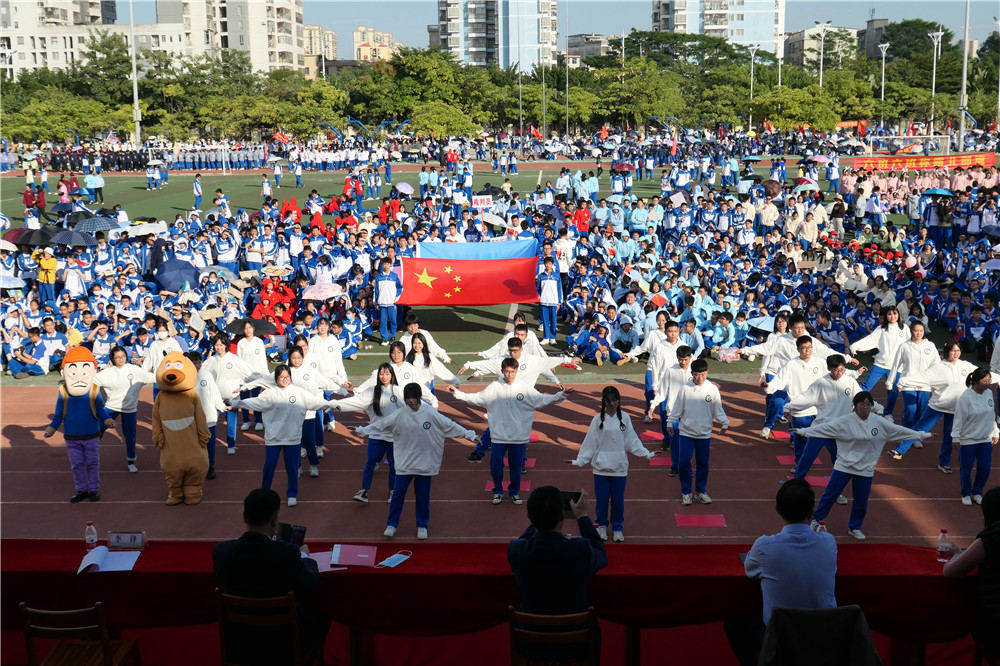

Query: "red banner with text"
(853, 152), (996, 171)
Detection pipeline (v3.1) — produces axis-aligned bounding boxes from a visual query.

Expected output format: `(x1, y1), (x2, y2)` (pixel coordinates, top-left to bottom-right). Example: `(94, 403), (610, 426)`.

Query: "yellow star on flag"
(414, 268), (438, 288)
(454, 275), (462, 282)
(444, 292), (452, 298)
(454, 286), (462, 293)
(444, 266), (453, 274)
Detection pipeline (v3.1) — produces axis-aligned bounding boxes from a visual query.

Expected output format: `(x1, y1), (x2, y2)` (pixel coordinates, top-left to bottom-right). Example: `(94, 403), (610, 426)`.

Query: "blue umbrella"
(742, 155), (762, 162)
(50, 230), (98, 247)
(924, 188), (954, 197)
(606, 194), (624, 205)
(0, 276), (26, 289)
(70, 188), (87, 195)
(537, 204), (562, 219)
(154, 259), (199, 292)
(51, 202), (73, 213)
(73, 217), (116, 234)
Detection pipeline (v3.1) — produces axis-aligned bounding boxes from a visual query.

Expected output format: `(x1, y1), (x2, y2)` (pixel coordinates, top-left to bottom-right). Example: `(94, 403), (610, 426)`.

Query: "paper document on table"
(77, 546), (141, 574)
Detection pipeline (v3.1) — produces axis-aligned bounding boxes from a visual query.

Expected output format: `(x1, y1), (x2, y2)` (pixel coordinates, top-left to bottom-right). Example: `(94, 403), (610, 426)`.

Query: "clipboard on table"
(330, 544), (378, 567)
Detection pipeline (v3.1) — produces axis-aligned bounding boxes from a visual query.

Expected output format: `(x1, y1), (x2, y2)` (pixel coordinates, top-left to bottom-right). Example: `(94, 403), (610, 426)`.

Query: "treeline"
(2, 20), (998, 143)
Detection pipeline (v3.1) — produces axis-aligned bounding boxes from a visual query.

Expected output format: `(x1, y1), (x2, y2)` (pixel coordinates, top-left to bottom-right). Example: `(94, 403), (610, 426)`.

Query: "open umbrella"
(537, 204), (562, 219)
(667, 189), (693, 206)
(0, 276), (26, 289)
(0, 240), (18, 252)
(482, 212), (505, 226)
(742, 155), (762, 162)
(793, 177), (818, 186)
(796, 158), (814, 165)
(591, 149), (602, 157)
(51, 230), (98, 247)
(612, 163), (635, 171)
(2, 228), (28, 244)
(70, 188), (87, 196)
(130, 222), (168, 237)
(748, 316), (776, 332)
(812, 155), (831, 164)
(606, 194), (624, 205)
(740, 174), (764, 182)
(924, 188), (954, 197)
(302, 283), (344, 300)
(19, 226), (62, 246)
(267, 156), (284, 162)
(154, 259), (199, 292)
(792, 184), (819, 194)
(391, 150), (402, 160)
(225, 318), (279, 336)
(762, 179), (782, 198)
(73, 217), (116, 234)
(395, 182), (414, 195)
(198, 265), (240, 282)
(981, 259), (1000, 271)
(202, 206), (223, 219)
(146, 159), (164, 166)
(50, 202), (73, 213)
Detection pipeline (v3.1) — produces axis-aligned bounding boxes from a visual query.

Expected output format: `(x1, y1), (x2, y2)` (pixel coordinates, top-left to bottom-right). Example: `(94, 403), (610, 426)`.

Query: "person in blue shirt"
(373, 258), (403, 345)
(8, 327), (49, 377)
(536, 257), (563, 345)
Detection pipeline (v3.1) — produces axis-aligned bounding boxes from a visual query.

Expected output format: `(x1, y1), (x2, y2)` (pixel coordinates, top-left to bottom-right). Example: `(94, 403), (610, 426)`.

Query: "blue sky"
(130, 1), (998, 60)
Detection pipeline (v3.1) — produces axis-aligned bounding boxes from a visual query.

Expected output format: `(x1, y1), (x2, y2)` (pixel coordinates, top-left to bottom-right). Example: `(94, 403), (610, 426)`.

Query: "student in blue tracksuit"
(373, 258), (403, 345)
(193, 174), (203, 210)
(536, 257), (562, 345)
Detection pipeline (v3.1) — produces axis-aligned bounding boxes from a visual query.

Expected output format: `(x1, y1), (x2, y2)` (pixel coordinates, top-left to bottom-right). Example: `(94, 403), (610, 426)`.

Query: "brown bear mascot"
(152, 351), (210, 505)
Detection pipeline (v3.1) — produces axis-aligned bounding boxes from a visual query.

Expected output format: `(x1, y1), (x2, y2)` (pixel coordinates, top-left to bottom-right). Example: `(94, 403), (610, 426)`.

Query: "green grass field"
(0, 162), (925, 388)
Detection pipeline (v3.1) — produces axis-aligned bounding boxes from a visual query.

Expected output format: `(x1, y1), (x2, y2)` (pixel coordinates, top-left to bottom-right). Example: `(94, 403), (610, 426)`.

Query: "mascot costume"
(152, 351), (210, 505)
(44, 347), (114, 503)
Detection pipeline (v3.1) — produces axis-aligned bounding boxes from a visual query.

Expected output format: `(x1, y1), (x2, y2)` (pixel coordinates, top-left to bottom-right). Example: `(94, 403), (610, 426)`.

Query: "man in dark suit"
(213, 488), (329, 664)
(508, 486), (607, 661)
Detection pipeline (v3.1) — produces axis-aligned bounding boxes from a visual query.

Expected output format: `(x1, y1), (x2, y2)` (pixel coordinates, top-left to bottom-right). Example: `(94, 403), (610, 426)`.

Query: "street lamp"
(929, 31), (942, 135)
(565, 0), (570, 137)
(814, 20), (831, 87)
(994, 17), (1000, 130)
(878, 43), (889, 127)
(776, 34), (787, 87)
(321, 44), (328, 80)
(127, 0), (141, 146)
(958, 0), (971, 151)
(748, 44), (759, 130)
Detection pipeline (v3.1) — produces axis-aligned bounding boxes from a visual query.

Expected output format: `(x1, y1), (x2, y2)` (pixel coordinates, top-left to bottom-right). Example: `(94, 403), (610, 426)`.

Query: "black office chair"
(757, 605), (882, 666)
(508, 605), (598, 666)
(216, 588), (324, 666)
(19, 601), (141, 666)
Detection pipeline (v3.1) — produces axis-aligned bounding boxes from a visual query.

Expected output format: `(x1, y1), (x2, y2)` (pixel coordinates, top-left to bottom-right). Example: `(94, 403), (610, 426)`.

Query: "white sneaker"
(240, 423), (251, 431)
(760, 427), (771, 440)
(416, 527), (428, 540)
(316, 447), (324, 458)
(596, 526), (608, 541)
(287, 497), (298, 507)
(973, 494), (984, 505)
(353, 489), (369, 503)
(697, 493), (712, 504)
(254, 423), (264, 431)
(836, 494), (849, 505)
(127, 463), (138, 473)
(681, 494), (693, 505)
(227, 447), (236, 456)
(962, 495), (973, 506)
(612, 530), (625, 543)
(492, 493), (503, 505)
(383, 525), (396, 537)
(300, 447), (307, 458)
(325, 422), (335, 432)
(847, 528), (866, 541)
(309, 465), (319, 478)
(912, 441), (923, 449)
(297, 466), (303, 479)
(809, 519), (820, 532)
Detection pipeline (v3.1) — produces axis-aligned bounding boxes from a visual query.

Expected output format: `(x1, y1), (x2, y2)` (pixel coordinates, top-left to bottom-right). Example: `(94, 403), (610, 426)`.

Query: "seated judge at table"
(724, 478), (838, 666)
(213, 488), (329, 665)
(507, 486), (607, 661)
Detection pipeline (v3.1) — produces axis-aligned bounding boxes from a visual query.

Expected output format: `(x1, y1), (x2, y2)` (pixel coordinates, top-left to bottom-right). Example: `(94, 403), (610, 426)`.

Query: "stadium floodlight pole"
(815, 20), (831, 88)
(878, 43), (889, 128)
(542, 52), (546, 139)
(128, 0), (142, 146)
(565, 0), (569, 137)
(776, 34), (786, 87)
(929, 31), (943, 136)
(517, 1), (523, 143)
(958, 0), (971, 151)
(748, 44), (759, 130)
(994, 17), (1000, 129)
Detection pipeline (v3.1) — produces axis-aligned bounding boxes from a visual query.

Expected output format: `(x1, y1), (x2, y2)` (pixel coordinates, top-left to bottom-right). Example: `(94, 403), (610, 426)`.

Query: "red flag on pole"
(396, 257), (540, 306)
(530, 126), (543, 139)
(273, 131), (289, 144)
(600, 126), (609, 141)
(946, 118), (952, 130)
(858, 120), (867, 137)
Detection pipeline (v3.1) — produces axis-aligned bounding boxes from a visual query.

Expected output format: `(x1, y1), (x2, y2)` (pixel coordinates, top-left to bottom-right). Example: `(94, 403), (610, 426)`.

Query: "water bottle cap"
(86, 521), (94, 526)
(941, 529), (948, 533)
(818, 520), (826, 525)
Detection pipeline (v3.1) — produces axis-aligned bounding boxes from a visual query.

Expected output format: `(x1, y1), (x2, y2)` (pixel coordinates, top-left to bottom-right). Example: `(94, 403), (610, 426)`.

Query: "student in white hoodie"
(850, 306), (909, 416)
(186, 352), (228, 480)
(449, 358), (571, 505)
(886, 321), (938, 430)
(398, 312), (453, 364)
(796, 391), (930, 540)
(95, 345), (156, 473)
(354, 382), (479, 539)
(668, 358), (729, 505)
(405, 332), (461, 393)
(356, 342), (437, 407)
(475, 317), (545, 359)
(142, 322), (182, 399)
(763, 336), (827, 457)
(647, 345), (694, 476)
(227, 364), (340, 507)
(951, 368), (999, 506)
(567, 386), (658, 542)
(307, 317), (352, 431)
(236, 321), (270, 431)
(202, 333), (265, 455)
(891, 339), (978, 472)
(336, 363), (408, 504)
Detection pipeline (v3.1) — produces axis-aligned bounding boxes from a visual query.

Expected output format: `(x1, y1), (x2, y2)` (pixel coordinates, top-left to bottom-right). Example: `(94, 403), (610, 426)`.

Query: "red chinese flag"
(858, 120), (867, 137)
(396, 257), (540, 306)
(530, 126), (543, 139)
(649, 293), (668, 308)
(273, 131), (289, 144)
(600, 126), (609, 141)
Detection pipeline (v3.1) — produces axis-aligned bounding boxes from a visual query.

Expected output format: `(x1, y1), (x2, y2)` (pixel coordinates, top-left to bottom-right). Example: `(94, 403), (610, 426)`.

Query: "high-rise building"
(1, 0), (306, 78)
(784, 24), (859, 69)
(651, 0), (785, 54)
(303, 23), (337, 59)
(352, 26), (400, 62)
(856, 17), (888, 60)
(428, 0), (558, 71)
(568, 33), (609, 59)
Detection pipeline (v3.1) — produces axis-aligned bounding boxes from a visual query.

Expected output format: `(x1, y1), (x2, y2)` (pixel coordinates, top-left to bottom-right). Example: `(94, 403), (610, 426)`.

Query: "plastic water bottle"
(815, 520), (827, 533)
(84, 521), (98, 551)
(936, 529), (951, 563)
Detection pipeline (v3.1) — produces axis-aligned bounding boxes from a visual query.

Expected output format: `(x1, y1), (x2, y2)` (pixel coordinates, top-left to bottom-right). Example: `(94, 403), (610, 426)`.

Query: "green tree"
(408, 100), (480, 137)
(751, 85), (840, 131)
(74, 30), (133, 106)
(597, 58), (683, 129)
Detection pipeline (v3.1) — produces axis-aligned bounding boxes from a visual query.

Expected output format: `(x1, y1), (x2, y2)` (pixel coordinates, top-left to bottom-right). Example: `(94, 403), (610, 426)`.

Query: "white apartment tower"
(651, 0), (785, 53)
(429, 0), (558, 71)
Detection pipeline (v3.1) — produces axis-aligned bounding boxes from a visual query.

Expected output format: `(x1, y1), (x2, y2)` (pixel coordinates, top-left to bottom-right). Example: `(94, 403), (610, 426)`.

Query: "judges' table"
(0, 540), (976, 660)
